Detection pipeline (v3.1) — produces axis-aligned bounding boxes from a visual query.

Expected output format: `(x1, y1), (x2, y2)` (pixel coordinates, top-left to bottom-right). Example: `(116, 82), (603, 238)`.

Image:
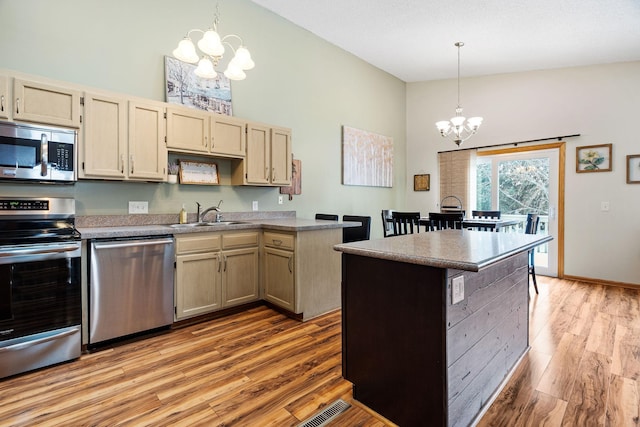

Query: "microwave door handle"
(40, 133), (48, 176)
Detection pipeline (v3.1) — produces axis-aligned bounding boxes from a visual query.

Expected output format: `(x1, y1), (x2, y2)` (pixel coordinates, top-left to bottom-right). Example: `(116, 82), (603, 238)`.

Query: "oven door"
(0, 242), (81, 341)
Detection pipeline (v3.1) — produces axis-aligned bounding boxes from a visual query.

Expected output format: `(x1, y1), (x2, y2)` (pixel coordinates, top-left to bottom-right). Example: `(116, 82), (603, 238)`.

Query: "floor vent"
(297, 399), (351, 427)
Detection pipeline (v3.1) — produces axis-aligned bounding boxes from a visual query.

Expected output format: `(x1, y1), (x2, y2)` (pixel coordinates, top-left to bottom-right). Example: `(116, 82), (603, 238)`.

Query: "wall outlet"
(252, 201), (259, 211)
(601, 201), (610, 211)
(128, 201), (148, 214)
(452, 276), (465, 304)
(278, 195), (283, 205)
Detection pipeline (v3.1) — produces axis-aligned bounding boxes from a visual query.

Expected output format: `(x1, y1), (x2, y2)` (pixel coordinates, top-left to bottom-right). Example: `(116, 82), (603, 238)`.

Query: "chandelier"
(172, 4), (254, 81)
(435, 42), (483, 146)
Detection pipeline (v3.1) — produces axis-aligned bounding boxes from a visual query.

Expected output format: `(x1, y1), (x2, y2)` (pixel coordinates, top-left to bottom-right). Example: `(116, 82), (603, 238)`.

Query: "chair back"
(381, 209), (395, 237)
(428, 212), (464, 230)
(525, 214), (540, 235)
(471, 210), (501, 219)
(315, 213), (338, 221)
(342, 215), (372, 243)
(391, 211), (421, 235)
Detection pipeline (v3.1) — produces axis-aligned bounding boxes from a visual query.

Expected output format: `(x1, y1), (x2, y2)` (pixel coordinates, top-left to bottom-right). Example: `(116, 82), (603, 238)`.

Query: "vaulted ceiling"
(251, 0), (640, 82)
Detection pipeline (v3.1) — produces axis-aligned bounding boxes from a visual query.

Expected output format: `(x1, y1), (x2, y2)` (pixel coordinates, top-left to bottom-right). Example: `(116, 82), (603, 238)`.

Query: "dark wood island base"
(335, 230), (551, 426)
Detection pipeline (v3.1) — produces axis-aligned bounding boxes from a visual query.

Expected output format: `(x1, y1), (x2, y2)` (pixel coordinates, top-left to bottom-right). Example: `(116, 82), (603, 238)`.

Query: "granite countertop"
(334, 229), (552, 272)
(77, 212), (355, 240)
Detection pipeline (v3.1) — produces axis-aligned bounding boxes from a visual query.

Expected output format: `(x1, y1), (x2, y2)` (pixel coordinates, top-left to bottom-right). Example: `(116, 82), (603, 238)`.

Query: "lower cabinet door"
(263, 247), (295, 312)
(222, 247), (259, 307)
(175, 251), (222, 320)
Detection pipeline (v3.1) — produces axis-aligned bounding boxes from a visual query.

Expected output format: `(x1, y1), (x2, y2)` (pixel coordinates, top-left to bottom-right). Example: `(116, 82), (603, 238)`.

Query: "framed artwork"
(576, 143), (612, 173)
(626, 154), (640, 184)
(164, 56), (233, 116)
(414, 174), (430, 191)
(178, 160), (219, 185)
(342, 125), (393, 187)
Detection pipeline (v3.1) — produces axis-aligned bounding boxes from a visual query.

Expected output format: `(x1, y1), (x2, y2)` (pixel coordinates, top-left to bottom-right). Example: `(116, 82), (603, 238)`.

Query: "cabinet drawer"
(175, 233), (221, 253)
(223, 232), (259, 249)
(263, 231), (295, 250)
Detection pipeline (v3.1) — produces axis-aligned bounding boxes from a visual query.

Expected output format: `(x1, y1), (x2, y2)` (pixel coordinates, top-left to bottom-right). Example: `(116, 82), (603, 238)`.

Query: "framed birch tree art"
(342, 126), (393, 187)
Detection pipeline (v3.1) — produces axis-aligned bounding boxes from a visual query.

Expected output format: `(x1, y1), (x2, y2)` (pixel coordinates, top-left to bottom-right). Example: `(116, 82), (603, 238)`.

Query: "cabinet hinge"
(80, 96), (84, 106)
(165, 136), (167, 143)
(80, 115), (83, 124)
(164, 112), (167, 119)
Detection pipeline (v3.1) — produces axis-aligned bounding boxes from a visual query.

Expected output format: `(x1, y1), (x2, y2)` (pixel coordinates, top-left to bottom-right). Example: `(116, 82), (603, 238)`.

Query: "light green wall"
(0, 0), (406, 238)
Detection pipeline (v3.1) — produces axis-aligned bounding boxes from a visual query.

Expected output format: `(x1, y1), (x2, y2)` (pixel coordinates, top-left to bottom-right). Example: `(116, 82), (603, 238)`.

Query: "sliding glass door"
(477, 148), (560, 277)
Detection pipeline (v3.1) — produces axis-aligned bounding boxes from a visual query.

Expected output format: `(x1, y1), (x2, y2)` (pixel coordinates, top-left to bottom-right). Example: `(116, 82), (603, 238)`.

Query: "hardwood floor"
(479, 277), (640, 427)
(0, 276), (638, 426)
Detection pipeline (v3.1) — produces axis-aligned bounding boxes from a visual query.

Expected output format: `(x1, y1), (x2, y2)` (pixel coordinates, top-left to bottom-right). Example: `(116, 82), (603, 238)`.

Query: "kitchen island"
(334, 229), (552, 427)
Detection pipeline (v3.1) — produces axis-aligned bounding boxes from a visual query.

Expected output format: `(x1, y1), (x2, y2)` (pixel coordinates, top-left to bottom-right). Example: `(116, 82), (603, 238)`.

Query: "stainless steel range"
(0, 197), (81, 379)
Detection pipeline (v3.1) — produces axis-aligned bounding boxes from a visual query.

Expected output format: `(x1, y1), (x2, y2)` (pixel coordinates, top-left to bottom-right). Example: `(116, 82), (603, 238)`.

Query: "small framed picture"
(414, 174), (430, 191)
(626, 154), (640, 184)
(576, 144), (612, 173)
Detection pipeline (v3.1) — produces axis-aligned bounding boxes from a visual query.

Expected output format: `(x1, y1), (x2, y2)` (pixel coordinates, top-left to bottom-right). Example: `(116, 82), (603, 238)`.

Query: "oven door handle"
(0, 244), (80, 258)
(0, 327), (80, 353)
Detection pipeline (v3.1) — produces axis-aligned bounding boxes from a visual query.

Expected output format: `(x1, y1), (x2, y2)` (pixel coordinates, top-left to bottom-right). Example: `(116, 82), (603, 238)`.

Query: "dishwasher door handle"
(92, 238), (174, 250)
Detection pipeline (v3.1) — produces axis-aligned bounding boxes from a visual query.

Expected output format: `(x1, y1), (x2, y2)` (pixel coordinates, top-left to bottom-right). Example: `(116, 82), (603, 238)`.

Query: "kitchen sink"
(167, 221), (247, 228)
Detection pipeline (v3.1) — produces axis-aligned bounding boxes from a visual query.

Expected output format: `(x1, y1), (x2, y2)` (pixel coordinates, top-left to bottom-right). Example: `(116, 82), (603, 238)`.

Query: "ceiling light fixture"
(435, 42), (483, 146)
(172, 3), (254, 81)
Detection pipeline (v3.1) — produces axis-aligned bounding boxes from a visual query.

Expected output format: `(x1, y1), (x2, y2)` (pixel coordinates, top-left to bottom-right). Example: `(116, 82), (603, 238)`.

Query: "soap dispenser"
(179, 204), (188, 224)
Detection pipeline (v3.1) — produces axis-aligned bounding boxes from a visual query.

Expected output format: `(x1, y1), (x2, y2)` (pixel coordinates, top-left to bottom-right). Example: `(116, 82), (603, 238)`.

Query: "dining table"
(419, 216), (523, 232)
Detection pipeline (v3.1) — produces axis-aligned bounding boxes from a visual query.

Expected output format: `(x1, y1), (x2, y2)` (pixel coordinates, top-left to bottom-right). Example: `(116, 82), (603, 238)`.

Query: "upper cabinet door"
(270, 127), (292, 186)
(245, 122), (271, 184)
(13, 79), (81, 128)
(211, 114), (246, 158)
(166, 106), (209, 153)
(0, 75), (9, 120)
(128, 101), (167, 181)
(81, 92), (128, 179)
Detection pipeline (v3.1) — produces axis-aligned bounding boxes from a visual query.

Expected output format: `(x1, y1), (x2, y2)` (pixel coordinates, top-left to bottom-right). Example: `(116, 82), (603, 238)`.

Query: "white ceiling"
(250, 0), (640, 82)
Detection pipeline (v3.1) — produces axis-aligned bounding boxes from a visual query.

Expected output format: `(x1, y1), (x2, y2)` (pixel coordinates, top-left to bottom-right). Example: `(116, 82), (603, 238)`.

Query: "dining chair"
(381, 209), (395, 237)
(342, 215), (372, 243)
(428, 212), (464, 230)
(471, 210), (501, 219)
(470, 210), (501, 231)
(391, 211), (421, 236)
(525, 213), (540, 294)
(315, 213), (338, 221)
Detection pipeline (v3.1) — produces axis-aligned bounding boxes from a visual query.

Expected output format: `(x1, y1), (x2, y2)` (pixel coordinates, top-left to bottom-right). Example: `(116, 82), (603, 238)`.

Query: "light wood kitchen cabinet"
(270, 127), (292, 185)
(166, 106), (209, 153)
(174, 233), (223, 320)
(221, 232), (260, 307)
(232, 122), (292, 186)
(81, 92), (128, 179)
(263, 232), (296, 312)
(211, 114), (246, 158)
(128, 101), (167, 181)
(262, 228), (342, 320)
(0, 75), (9, 120)
(12, 78), (82, 128)
(165, 107), (245, 159)
(175, 231), (259, 320)
(82, 96), (167, 181)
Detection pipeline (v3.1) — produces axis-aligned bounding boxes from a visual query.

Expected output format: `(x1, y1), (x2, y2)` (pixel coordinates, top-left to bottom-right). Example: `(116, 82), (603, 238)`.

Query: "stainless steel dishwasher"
(89, 236), (175, 345)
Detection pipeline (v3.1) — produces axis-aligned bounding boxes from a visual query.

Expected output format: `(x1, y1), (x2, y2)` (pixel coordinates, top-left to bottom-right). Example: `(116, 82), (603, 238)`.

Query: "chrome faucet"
(198, 199), (223, 223)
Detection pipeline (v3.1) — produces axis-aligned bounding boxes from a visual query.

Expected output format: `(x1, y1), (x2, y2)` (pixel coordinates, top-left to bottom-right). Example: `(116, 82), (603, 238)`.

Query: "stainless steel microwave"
(0, 121), (77, 183)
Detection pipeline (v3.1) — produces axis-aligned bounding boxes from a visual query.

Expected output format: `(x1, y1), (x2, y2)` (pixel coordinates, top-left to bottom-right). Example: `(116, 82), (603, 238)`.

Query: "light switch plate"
(278, 195), (283, 205)
(128, 201), (148, 214)
(452, 276), (465, 304)
(252, 201), (258, 211)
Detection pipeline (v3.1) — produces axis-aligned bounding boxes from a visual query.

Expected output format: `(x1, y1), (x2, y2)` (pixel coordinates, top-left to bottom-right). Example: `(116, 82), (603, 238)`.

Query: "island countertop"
(334, 229), (552, 272)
